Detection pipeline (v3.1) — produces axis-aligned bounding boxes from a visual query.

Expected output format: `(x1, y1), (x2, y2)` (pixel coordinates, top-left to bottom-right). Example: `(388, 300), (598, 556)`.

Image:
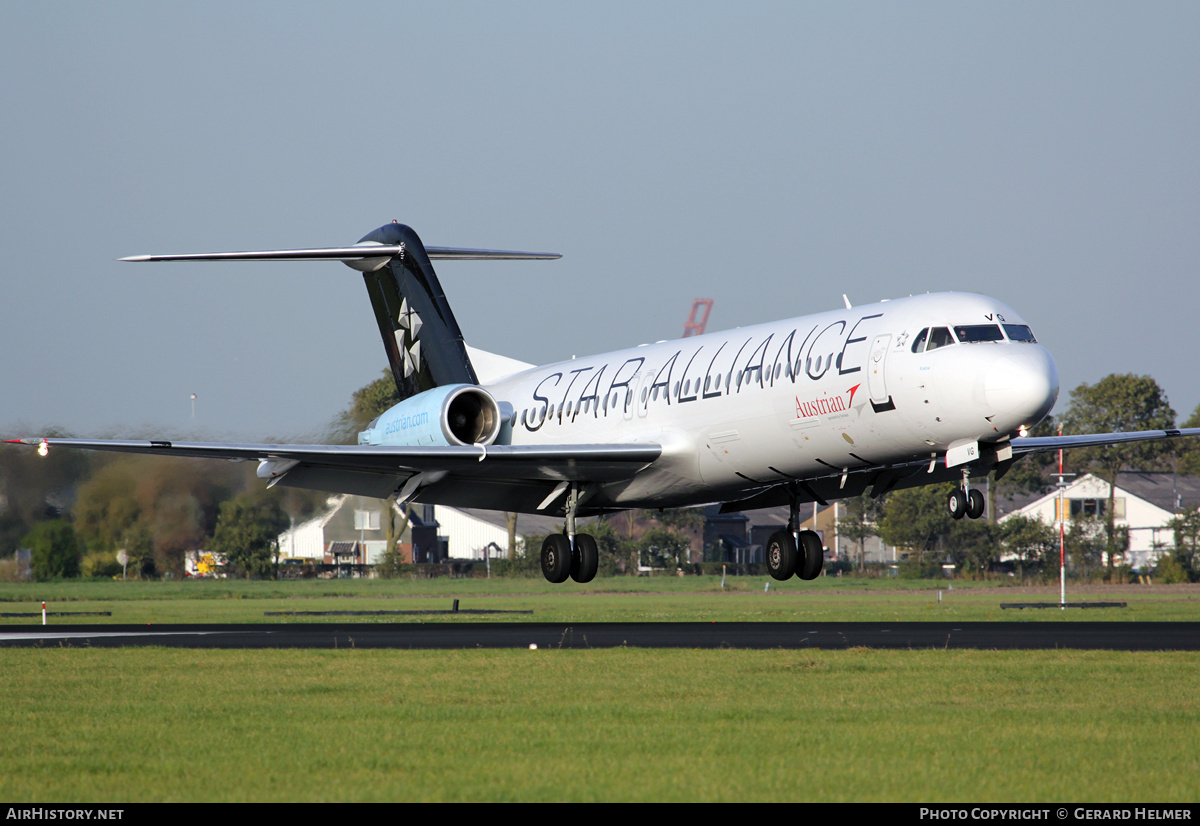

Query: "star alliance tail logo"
(393, 298), (424, 378)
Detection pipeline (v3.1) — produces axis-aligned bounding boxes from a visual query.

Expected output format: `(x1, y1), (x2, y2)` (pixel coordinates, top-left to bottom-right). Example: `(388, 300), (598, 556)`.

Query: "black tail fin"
(357, 223), (477, 400)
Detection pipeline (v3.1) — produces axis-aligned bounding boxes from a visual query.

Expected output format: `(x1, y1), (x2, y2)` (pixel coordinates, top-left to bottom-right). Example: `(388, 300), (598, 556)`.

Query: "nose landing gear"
(948, 469), (986, 520)
(765, 488), (826, 581)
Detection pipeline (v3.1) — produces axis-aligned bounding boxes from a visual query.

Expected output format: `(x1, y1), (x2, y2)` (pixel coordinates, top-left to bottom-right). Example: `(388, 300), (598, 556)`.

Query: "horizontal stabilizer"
(119, 245), (560, 263)
(426, 247), (560, 260)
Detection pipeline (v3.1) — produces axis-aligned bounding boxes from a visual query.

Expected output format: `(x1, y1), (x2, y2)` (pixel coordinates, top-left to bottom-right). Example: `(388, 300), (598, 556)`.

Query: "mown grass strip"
(1, 647), (1197, 802)
(1, 581), (1198, 625)
(10, 576), (1195, 603)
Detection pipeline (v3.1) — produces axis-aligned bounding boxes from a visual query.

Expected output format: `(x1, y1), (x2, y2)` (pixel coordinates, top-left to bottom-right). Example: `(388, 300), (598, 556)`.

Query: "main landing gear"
(541, 484), (598, 584)
(947, 469), (986, 520)
(540, 533), (598, 583)
(766, 490), (825, 581)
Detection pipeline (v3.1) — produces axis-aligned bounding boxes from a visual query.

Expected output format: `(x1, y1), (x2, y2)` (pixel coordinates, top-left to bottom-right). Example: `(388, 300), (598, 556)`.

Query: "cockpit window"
(911, 328), (929, 353)
(926, 327), (955, 351)
(953, 324), (1004, 343)
(1003, 324), (1037, 342)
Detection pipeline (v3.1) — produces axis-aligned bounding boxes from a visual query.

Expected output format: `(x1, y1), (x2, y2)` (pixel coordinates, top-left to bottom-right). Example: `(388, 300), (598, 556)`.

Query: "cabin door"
(867, 334), (891, 405)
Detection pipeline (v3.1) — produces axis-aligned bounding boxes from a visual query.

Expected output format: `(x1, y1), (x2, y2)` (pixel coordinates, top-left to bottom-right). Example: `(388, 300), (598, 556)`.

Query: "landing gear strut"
(948, 470), (986, 520)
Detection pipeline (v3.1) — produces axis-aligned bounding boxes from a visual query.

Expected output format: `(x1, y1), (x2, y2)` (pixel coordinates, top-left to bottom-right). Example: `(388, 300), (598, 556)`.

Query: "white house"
(998, 472), (1200, 568)
(434, 508), (571, 560)
(431, 507), (516, 560)
(275, 497), (563, 564)
(278, 494), (397, 564)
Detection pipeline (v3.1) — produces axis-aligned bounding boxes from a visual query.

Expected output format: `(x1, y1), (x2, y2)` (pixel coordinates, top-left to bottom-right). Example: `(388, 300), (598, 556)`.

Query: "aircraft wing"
(2, 437), (661, 508)
(1010, 428), (1200, 454)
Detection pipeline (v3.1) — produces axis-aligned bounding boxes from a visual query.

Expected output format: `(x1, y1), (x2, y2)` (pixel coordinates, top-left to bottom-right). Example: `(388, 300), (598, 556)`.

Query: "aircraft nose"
(983, 346), (1059, 426)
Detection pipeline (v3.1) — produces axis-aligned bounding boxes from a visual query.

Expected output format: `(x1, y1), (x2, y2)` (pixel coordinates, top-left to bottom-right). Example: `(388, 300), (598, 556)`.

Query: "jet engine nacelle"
(357, 384), (503, 447)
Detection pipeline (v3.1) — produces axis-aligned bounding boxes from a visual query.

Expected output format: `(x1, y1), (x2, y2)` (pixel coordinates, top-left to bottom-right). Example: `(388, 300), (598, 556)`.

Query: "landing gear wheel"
(766, 531), (798, 580)
(966, 489), (986, 520)
(948, 489), (967, 520)
(570, 533), (599, 583)
(797, 530), (824, 580)
(541, 534), (571, 583)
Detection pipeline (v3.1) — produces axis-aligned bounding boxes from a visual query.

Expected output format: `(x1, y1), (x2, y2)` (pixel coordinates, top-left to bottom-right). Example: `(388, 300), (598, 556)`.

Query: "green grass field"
(2, 576), (1199, 624)
(2, 578), (1198, 802)
(2, 647), (1197, 802)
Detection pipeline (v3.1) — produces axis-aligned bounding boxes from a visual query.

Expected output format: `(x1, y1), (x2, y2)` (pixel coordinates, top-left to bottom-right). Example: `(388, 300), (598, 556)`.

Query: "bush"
(23, 520), (83, 580)
(374, 547), (411, 579)
(81, 550), (123, 579)
(1155, 554), (1190, 584)
(897, 555), (943, 579)
(825, 559), (855, 576)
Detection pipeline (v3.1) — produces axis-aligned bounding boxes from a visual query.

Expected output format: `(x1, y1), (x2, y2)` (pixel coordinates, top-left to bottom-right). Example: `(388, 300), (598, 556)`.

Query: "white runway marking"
(0, 630), (253, 641)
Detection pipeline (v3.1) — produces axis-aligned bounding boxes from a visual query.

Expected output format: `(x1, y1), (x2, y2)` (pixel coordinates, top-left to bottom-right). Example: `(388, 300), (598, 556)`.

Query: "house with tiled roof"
(998, 472), (1200, 567)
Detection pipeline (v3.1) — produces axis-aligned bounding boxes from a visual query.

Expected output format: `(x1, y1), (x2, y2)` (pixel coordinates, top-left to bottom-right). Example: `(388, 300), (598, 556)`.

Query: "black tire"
(570, 533), (599, 583)
(541, 534), (571, 583)
(766, 530), (798, 580)
(948, 489), (967, 520)
(797, 530), (824, 580)
(966, 488), (986, 520)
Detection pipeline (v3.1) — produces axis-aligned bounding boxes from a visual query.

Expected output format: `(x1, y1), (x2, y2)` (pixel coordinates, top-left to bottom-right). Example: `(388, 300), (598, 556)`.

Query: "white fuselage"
(485, 292), (1058, 509)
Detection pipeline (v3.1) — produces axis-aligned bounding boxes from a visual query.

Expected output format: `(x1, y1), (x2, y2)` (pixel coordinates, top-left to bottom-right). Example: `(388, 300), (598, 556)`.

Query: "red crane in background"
(683, 299), (713, 337)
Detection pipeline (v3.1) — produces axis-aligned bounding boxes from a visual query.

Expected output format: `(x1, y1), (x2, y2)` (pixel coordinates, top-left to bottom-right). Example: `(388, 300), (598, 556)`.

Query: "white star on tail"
(395, 299), (424, 377)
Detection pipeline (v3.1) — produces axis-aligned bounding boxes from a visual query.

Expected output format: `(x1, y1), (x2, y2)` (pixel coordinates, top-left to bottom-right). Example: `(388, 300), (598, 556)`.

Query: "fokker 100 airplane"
(7, 221), (1199, 583)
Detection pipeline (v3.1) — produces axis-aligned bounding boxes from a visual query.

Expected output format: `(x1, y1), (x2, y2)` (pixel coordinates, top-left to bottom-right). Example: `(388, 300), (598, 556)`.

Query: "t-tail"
(120, 221), (560, 400)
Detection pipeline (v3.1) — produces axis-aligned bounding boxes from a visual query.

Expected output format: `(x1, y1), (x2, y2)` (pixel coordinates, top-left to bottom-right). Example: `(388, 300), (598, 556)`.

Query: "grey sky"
(2, 2), (1198, 440)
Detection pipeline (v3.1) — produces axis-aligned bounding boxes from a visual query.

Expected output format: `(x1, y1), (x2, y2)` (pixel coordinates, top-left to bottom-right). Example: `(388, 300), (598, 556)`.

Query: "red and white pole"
(1059, 424), (1066, 610)
(42, 600), (46, 626)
